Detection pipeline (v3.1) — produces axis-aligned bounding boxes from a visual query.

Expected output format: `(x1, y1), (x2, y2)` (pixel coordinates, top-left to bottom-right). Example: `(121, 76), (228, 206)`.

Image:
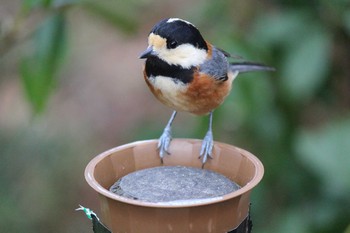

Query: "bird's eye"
(168, 40), (178, 49)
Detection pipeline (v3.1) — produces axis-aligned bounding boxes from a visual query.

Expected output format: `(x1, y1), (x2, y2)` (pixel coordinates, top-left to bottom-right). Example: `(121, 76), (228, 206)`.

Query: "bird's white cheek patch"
(159, 44), (207, 68)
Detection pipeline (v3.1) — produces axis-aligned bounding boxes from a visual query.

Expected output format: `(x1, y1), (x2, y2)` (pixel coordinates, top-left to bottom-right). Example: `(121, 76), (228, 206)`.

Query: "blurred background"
(1, 0), (349, 232)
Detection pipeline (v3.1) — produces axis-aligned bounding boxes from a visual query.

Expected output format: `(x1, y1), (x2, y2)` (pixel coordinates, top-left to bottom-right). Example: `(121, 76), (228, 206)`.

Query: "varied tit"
(139, 18), (274, 165)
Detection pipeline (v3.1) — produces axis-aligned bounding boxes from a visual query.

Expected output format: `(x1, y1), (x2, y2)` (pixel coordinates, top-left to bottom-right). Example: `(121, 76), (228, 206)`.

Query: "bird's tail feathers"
(230, 62), (275, 73)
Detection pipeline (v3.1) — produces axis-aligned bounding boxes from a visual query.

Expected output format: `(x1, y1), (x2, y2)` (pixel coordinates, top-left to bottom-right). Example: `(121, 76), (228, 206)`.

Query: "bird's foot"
(157, 126), (172, 162)
(199, 130), (214, 166)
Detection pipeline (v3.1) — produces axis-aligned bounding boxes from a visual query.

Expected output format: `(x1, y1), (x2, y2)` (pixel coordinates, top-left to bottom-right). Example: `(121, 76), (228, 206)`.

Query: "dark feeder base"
(89, 210), (252, 233)
(85, 139), (264, 233)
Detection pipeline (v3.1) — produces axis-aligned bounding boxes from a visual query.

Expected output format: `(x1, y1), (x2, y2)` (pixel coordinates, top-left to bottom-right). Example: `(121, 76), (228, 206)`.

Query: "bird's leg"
(199, 111), (214, 166)
(158, 111), (177, 162)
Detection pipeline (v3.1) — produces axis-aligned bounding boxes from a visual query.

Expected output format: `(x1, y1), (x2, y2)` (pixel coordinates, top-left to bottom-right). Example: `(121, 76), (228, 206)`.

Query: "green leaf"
(280, 26), (331, 103)
(295, 118), (350, 198)
(20, 13), (67, 113)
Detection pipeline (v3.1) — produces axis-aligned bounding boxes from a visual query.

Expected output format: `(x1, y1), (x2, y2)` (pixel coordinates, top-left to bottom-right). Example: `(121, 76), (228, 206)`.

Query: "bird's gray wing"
(199, 47), (229, 81)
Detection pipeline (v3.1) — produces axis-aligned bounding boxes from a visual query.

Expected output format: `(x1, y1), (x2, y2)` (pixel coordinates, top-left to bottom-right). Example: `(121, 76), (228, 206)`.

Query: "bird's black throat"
(145, 57), (194, 84)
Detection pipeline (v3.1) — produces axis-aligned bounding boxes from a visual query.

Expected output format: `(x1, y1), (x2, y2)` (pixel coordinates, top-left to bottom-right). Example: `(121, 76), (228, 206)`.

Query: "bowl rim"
(85, 139), (264, 208)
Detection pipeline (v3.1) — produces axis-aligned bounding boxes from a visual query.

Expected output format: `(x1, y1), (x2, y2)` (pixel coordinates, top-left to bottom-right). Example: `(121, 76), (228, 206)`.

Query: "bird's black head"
(140, 18), (209, 68)
(150, 18), (208, 51)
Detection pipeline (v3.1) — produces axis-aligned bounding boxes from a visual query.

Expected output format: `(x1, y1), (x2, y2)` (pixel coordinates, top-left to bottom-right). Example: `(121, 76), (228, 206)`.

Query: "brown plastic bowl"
(85, 139), (264, 233)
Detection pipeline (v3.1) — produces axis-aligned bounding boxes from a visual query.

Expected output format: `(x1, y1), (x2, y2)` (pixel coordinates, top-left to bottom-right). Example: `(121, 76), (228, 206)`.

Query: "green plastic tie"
(76, 205), (99, 221)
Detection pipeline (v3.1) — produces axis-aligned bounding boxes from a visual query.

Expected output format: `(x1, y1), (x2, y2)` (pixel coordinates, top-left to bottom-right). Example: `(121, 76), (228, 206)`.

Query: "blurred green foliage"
(1, 0), (138, 113)
(198, 1), (350, 233)
(0, 0), (349, 232)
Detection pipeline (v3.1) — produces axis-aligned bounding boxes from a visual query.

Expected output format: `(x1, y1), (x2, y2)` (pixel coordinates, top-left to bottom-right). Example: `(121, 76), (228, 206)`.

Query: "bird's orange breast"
(144, 69), (234, 115)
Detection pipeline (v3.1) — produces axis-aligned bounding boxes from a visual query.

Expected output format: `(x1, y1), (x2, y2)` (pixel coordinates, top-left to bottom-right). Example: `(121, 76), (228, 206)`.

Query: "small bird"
(139, 18), (273, 165)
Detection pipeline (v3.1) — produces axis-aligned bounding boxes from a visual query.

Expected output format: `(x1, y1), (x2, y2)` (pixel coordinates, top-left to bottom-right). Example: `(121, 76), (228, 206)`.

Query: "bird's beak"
(139, 46), (156, 59)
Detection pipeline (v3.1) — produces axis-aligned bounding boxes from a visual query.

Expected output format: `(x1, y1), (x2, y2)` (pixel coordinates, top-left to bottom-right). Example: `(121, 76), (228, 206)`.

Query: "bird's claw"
(157, 126), (172, 161)
(199, 131), (214, 166)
